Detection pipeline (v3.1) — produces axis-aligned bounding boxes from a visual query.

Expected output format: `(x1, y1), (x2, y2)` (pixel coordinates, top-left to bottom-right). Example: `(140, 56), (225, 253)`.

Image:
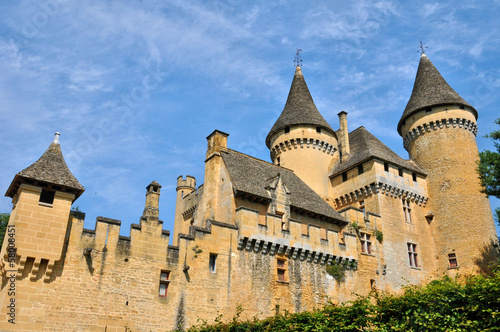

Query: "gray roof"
(5, 140), (85, 199)
(266, 66), (334, 147)
(398, 54), (477, 135)
(221, 149), (347, 224)
(330, 126), (425, 177)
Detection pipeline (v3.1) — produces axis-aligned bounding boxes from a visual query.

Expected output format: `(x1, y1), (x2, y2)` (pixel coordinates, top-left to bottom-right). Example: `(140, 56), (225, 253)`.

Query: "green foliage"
(0, 213), (9, 249)
(374, 230), (383, 243)
(182, 268), (500, 332)
(192, 245), (203, 258)
(325, 262), (348, 282)
(478, 118), (500, 224)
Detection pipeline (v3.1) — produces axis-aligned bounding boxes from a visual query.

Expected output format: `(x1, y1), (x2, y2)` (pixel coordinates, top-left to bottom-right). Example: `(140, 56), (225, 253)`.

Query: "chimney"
(338, 111), (350, 162)
(206, 130), (229, 160)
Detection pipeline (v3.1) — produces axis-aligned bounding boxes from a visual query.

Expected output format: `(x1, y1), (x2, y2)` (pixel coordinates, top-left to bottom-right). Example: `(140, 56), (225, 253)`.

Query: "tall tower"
(266, 66), (338, 198)
(398, 54), (497, 274)
(2, 133), (84, 281)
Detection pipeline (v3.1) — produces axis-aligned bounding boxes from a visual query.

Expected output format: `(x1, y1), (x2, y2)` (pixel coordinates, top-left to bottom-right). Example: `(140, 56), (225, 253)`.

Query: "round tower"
(399, 54), (497, 274)
(266, 66), (338, 198)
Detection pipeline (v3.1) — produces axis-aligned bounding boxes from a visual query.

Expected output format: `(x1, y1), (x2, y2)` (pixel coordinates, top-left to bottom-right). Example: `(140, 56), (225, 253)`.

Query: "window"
(359, 200), (365, 218)
(403, 200), (412, 223)
(358, 164), (364, 175)
(342, 172), (348, 182)
(284, 126), (290, 133)
(384, 162), (389, 172)
(360, 233), (372, 254)
(320, 227), (327, 240)
(412, 173), (417, 182)
(277, 157), (280, 166)
(39, 189), (55, 205)
(279, 213), (287, 231)
(316, 127), (321, 133)
(448, 253), (458, 268)
(277, 258), (287, 282)
(159, 271), (170, 297)
(209, 253), (217, 273)
(408, 243), (418, 268)
(398, 168), (403, 177)
(301, 223), (309, 236)
(370, 279), (376, 290)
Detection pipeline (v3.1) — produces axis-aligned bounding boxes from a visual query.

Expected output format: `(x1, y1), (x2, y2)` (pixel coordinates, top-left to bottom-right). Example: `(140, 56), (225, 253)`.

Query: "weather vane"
(418, 41), (428, 55)
(294, 49), (303, 67)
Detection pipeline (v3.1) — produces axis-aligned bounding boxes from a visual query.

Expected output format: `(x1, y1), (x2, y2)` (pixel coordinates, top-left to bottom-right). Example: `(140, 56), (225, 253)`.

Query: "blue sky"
(1, 0), (499, 237)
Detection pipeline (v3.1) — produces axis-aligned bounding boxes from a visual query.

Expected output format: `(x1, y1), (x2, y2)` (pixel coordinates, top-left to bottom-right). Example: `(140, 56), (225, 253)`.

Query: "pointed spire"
(398, 54), (477, 135)
(5, 134), (85, 199)
(266, 66), (334, 147)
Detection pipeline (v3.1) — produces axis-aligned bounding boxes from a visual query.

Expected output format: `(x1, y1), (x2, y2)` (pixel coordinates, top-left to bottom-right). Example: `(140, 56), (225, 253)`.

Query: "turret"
(399, 54), (497, 274)
(2, 133), (84, 282)
(172, 176), (197, 245)
(266, 66), (338, 197)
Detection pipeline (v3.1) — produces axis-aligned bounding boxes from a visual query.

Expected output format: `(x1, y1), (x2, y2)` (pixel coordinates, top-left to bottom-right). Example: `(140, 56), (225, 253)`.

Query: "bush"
(182, 268), (500, 332)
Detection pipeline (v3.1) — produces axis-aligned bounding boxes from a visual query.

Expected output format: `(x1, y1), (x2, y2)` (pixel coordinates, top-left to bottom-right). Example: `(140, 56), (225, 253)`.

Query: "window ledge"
(360, 253), (376, 257)
(38, 202), (53, 208)
(276, 280), (289, 285)
(410, 266), (421, 270)
(448, 266), (460, 270)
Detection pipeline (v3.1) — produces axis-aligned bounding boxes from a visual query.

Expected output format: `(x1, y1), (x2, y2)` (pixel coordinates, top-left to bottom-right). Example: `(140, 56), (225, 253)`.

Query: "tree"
(478, 118), (500, 224)
(0, 213), (9, 248)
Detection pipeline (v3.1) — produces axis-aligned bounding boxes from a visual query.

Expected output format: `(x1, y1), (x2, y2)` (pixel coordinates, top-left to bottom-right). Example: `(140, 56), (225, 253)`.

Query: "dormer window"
(39, 189), (55, 205)
(358, 164), (364, 175)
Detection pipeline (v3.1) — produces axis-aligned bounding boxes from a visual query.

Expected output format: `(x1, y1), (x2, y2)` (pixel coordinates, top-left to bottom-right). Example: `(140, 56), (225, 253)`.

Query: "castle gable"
(221, 149), (346, 224)
(330, 126), (425, 177)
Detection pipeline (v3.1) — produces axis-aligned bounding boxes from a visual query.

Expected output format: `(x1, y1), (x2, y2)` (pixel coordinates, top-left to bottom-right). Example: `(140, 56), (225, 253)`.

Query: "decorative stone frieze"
(403, 117), (478, 151)
(271, 137), (337, 157)
(237, 236), (356, 268)
(334, 181), (428, 209)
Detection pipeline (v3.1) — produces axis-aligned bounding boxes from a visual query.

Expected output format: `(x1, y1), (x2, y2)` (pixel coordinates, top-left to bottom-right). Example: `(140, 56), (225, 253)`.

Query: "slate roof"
(266, 66), (334, 147)
(221, 149), (347, 224)
(330, 126), (425, 177)
(5, 139), (85, 199)
(398, 54), (477, 135)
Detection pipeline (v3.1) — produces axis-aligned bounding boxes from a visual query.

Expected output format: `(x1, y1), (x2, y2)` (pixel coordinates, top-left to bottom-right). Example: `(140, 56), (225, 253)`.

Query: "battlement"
(69, 211), (174, 262)
(177, 175), (197, 191)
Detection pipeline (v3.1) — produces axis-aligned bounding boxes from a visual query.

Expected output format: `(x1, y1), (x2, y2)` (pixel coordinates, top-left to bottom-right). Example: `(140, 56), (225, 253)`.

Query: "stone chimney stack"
(338, 111), (350, 161)
(143, 181), (161, 219)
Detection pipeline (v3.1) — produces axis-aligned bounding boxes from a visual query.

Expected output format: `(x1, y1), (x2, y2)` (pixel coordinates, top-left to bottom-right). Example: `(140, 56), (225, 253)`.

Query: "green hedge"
(182, 267), (500, 332)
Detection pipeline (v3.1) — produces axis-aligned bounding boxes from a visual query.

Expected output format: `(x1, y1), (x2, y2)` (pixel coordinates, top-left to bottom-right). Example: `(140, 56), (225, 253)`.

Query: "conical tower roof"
(5, 133), (85, 199)
(398, 54), (477, 135)
(266, 66), (334, 148)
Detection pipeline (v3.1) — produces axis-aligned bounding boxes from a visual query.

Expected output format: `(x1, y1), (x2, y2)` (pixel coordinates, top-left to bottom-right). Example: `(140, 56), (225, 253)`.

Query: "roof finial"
(294, 49), (302, 68)
(53, 132), (60, 144)
(418, 41), (428, 55)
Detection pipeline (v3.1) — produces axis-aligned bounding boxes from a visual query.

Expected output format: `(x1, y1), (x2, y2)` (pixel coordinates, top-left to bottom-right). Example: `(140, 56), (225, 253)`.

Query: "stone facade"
(0, 54), (498, 331)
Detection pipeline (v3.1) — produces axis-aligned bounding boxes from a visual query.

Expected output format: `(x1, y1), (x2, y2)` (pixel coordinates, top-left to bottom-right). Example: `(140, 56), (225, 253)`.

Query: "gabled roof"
(221, 149), (347, 224)
(330, 126), (425, 177)
(398, 54), (477, 135)
(266, 66), (334, 147)
(5, 136), (85, 199)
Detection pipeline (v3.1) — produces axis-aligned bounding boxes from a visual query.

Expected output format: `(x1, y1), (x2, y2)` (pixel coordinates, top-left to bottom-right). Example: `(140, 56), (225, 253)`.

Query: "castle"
(0, 53), (497, 331)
